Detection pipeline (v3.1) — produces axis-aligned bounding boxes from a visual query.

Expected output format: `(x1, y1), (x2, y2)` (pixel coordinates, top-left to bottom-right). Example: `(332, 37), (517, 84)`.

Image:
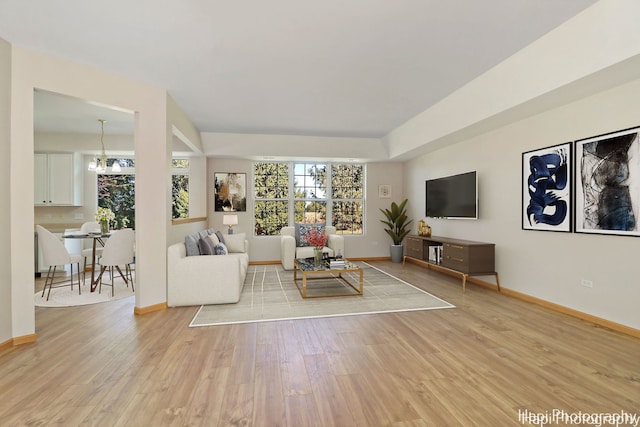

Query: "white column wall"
(0, 38), (12, 344)
(10, 45), (171, 339)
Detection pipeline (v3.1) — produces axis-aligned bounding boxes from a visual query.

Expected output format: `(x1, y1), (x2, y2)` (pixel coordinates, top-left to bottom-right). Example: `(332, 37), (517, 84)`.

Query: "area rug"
(190, 263), (454, 327)
(34, 280), (134, 308)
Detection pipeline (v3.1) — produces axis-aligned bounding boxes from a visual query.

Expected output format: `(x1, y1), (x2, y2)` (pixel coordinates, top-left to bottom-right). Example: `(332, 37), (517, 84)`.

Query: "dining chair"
(80, 221), (104, 275)
(36, 225), (84, 300)
(96, 229), (135, 296)
(125, 234), (136, 286)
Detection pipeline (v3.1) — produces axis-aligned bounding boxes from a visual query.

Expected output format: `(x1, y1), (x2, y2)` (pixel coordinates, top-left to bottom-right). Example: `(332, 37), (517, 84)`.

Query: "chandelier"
(88, 119), (121, 173)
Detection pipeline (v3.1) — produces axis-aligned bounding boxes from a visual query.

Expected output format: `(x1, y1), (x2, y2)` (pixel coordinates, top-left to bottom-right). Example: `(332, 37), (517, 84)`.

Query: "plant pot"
(314, 247), (323, 265)
(390, 244), (404, 263)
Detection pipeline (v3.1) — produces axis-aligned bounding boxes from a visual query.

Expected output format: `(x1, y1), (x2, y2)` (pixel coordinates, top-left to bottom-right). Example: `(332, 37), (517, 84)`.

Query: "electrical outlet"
(581, 279), (593, 288)
(74, 213), (84, 220)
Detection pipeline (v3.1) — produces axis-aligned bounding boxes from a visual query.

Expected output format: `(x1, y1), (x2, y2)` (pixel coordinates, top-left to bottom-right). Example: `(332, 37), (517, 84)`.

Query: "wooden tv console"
(404, 235), (500, 293)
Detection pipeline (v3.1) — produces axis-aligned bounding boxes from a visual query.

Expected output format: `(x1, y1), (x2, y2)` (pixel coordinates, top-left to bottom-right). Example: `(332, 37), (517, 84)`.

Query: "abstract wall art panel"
(522, 142), (572, 232)
(214, 172), (247, 212)
(575, 126), (640, 236)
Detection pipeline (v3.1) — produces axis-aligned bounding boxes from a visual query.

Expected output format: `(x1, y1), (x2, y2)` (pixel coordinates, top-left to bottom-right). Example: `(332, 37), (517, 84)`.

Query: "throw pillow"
(215, 230), (225, 244)
(208, 233), (220, 246)
(224, 233), (246, 253)
(295, 223), (326, 247)
(184, 234), (200, 257)
(198, 237), (215, 255)
(214, 242), (228, 255)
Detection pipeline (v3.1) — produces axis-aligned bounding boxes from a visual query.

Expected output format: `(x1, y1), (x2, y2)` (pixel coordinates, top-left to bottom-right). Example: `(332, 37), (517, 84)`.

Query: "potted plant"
(304, 227), (328, 265)
(380, 198), (412, 263)
(95, 207), (115, 234)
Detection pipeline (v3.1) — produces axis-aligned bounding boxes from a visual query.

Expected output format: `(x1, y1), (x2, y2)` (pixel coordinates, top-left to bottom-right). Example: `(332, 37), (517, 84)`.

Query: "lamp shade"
(223, 215), (238, 226)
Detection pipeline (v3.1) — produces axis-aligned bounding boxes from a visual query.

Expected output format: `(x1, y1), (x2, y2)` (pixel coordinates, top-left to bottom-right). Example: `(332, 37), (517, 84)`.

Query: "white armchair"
(280, 225), (344, 270)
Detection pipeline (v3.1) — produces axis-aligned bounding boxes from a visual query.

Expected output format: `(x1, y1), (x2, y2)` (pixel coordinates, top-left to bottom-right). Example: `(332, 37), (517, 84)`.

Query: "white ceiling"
(2, 0), (597, 139)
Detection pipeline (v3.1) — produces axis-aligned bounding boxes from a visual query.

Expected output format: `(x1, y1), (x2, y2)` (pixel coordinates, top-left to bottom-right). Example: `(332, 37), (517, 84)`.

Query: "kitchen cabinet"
(34, 153), (83, 206)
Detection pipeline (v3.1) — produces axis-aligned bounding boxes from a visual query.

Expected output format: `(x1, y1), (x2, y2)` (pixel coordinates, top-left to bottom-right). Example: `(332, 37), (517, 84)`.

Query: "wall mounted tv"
(425, 171), (478, 219)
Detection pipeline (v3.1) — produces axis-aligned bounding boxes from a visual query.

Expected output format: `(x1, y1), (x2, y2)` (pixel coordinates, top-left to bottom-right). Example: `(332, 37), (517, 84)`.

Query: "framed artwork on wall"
(574, 126), (640, 236)
(378, 184), (392, 198)
(522, 142), (572, 232)
(214, 172), (247, 212)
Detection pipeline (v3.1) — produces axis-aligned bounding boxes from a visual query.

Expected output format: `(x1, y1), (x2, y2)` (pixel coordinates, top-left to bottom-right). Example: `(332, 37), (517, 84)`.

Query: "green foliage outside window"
(172, 175), (189, 219)
(331, 164), (364, 234)
(98, 174), (135, 229)
(254, 162), (289, 236)
(98, 158), (190, 228)
(254, 161), (364, 236)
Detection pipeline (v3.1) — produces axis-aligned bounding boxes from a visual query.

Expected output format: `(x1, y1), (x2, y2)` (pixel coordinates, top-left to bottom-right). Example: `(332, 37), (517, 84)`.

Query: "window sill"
(172, 217), (207, 226)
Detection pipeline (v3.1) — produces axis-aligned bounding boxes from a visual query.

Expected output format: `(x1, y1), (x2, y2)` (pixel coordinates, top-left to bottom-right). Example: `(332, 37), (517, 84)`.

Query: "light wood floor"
(2, 262), (639, 426)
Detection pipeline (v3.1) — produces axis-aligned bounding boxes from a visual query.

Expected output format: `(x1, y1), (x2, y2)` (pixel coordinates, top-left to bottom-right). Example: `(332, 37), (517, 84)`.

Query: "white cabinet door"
(34, 153), (48, 206)
(34, 153), (81, 206)
(47, 153), (74, 205)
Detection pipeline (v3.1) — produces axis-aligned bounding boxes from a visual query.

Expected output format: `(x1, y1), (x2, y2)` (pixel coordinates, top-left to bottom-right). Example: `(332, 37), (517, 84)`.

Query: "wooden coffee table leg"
(302, 273), (307, 298)
(359, 269), (363, 294)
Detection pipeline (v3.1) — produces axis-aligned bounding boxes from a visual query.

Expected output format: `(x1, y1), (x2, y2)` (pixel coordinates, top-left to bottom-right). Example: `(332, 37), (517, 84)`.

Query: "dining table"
(61, 231), (110, 292)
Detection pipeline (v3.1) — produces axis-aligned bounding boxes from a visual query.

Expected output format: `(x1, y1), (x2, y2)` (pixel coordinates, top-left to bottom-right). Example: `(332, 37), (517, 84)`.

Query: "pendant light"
(88, 119), (121, 172)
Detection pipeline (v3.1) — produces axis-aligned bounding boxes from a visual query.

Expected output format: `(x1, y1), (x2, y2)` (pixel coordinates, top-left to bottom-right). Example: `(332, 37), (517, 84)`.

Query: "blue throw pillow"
(295, 223), (325, 247)
(214, 242), (228, 255)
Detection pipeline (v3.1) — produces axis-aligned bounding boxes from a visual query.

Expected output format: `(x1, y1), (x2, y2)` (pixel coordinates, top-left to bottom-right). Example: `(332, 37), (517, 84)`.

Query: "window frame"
(252, 161), (365, 236)
(171, 159), (190, 220)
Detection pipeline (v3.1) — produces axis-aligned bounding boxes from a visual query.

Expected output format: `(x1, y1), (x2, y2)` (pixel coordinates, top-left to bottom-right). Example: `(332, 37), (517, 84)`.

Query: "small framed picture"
(574, 126), (640, 236)
(522, 142), (572, 232)
(379, 184), (391, 198)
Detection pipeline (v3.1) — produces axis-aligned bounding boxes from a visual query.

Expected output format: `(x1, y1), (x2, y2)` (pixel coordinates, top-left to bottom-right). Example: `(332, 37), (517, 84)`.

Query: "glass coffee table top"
(295, 258), (358, 272)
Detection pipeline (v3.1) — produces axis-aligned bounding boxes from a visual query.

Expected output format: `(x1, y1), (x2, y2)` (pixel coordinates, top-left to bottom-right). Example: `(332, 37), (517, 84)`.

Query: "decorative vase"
(314, 247), (323, 265)
(418, 219), (432, 237)
(100, 219), (109, 234)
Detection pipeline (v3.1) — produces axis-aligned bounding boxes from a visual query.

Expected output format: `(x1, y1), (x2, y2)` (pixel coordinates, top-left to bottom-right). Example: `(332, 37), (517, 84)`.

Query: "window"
(254, 162), (289, 236)
(98, 158), (192, 227)
(331, 164), (364, 235)
(253, 161), (365, 236)
(98, 158), (135, 229)
(294, 162), (326, 224)
(172, 159), (189, 219)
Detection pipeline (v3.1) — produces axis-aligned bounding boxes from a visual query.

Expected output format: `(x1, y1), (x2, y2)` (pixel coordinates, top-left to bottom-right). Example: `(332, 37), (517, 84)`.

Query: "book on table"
(329, 260), (345, 269)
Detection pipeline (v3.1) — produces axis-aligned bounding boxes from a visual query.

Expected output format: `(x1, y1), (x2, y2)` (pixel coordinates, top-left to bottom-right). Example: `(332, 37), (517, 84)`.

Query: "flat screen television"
(425, 171), (478, 219)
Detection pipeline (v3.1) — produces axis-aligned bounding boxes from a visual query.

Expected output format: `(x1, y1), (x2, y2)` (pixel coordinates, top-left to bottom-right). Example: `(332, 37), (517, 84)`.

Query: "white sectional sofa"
(167, 231), (249, 307)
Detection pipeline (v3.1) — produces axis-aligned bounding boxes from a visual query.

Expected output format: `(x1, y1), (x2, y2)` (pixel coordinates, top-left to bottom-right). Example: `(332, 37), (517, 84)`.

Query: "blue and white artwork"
(522, 142), (572, 232)
(575, 127), (640, 236)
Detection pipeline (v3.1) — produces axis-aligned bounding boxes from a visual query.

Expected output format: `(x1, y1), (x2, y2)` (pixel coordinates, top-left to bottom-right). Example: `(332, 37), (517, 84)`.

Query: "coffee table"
(293, 258), (363, 298)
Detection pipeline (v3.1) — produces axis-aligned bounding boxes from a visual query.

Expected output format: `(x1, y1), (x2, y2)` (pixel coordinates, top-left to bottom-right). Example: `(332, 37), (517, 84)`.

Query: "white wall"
(207, 155), (404, 262)
(404, 78), (640, 330)
(0, 38), (12, 344)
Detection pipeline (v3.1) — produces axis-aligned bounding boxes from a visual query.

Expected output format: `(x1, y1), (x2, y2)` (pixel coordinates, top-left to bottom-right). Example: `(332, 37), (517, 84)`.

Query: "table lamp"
(223, 214), (238, 234)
